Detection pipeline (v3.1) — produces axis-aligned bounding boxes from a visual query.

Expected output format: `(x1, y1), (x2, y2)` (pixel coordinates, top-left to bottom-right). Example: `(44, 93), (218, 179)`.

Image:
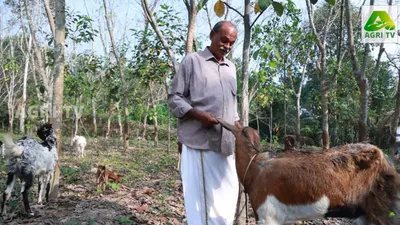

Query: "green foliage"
(258, 0), (271, 11)
(130, 4), (185, 86)
(66, 8), (99, 44)
(116, 216), (133, 224)
(87, 218), (96, 225)
(60, 166), (80, 184)
(107, 182), (121, 191)
(272, 2), (284, 16)
(78, 161), (92, 172)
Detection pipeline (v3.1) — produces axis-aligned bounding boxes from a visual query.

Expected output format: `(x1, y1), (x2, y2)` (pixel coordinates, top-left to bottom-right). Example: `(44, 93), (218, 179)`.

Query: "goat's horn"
(216, 118), (239, 133)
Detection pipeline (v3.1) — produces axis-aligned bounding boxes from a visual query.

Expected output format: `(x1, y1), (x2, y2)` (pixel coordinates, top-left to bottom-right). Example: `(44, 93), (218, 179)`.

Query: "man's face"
(209, 24), (237, 60)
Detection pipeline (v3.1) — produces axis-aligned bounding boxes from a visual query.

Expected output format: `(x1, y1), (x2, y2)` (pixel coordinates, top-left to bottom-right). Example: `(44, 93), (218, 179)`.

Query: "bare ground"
(0, 138), (354, 225)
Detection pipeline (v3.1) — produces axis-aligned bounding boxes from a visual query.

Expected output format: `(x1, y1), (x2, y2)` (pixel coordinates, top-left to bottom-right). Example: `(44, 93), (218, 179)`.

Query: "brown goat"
(284, 134), (314, 150)
(217, 118), (400, 225)
(96, 165), (123, 191)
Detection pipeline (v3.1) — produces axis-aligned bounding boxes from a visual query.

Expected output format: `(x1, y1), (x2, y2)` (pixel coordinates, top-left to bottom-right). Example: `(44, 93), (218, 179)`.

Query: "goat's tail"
(3, 134), (23, 157)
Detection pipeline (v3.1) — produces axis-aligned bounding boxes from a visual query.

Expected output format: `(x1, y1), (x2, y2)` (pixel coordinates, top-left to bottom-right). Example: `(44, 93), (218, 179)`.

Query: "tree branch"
(223, 1), (244, 18)
(344, 0), (360, 77)
(43, 0), (55, 37)
(141, 0), (178, 73)
(250, 9), (266, 28)
(369, 44), (384, 88)
(305, 0), (323, 49)
(323, 5), (335, 42)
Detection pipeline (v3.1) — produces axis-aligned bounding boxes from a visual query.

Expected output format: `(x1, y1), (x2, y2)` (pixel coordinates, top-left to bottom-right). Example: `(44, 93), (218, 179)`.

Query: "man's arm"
(167, 56), (193, 119)
(167, 55), (218, 128)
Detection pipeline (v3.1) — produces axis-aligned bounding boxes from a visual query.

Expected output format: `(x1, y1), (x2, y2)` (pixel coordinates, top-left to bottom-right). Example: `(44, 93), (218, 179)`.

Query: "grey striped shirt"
(168, 47), (239, 155)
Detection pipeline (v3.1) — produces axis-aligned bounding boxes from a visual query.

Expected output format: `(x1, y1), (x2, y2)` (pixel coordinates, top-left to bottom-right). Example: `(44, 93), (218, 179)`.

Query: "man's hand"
(186, 109), (218, 128)
(234, 121), (242, 129)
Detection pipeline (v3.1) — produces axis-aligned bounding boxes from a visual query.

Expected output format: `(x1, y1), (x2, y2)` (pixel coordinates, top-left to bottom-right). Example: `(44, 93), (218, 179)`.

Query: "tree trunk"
(106, 115), (112, 139)
(283, 66), (287, 138)
(149, 82), (158, 147)
(116, 102), (123, 139)
(102, 0), (129, 150)
(185, 0), (197, 53)
(306, 0), (332, 150)
(234, 2), (251, 225)
(295, 94), (300, 148)
(320, 49), (329, 149)
(20, 34), (32, 134)
(165, 80), (171, 151)
(73, 94), (82, 136)
(345, 0), (378, 143)
(122, 93), (129, 150)
(239, 0), (251, 127)
(30, 54), (43, 104)
(92, 96), (97, 135)
(6, 38), (16, 134)
(6, 74), (15, 134)
(358, 77), (369, 142)
(270, 104), (273, 150)
(390, 69), (400, 157)
(142, 98), (151, 140)
(24, 0), (51, 117)
(49, 0), (65, 200)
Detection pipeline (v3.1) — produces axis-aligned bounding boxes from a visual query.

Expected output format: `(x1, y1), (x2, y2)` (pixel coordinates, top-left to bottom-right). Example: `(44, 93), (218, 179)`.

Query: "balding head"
(212, 21), (238, 33)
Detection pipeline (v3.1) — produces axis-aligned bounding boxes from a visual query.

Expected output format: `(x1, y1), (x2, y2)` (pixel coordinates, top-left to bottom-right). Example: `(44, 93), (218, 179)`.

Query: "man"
(168, 21), (240, 225)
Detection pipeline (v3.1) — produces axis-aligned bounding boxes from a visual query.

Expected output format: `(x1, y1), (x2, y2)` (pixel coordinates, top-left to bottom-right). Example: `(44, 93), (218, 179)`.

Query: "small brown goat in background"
(284, 134), (314, 151)
(217, 118), (400, 225)
(96, 165), (123, 191)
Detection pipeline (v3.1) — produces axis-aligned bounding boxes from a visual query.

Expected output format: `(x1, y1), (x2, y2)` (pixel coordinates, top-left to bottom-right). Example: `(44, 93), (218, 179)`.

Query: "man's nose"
(223, 44), (232, 51)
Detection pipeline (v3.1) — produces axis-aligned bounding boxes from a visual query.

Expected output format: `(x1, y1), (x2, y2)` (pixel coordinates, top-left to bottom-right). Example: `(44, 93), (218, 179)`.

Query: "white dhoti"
(181, 144), (239, 225)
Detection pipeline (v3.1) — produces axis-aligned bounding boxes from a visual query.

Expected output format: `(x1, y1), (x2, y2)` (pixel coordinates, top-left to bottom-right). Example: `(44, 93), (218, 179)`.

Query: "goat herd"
(0, 121), (400, 225)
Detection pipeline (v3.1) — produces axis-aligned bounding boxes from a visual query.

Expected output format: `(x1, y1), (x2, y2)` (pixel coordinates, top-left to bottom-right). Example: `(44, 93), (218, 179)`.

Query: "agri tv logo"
(362, 6), (399, 44)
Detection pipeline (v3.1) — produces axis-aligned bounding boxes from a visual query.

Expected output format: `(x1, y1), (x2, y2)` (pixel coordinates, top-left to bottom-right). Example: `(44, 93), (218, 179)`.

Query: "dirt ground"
(0, 138), (354, 225)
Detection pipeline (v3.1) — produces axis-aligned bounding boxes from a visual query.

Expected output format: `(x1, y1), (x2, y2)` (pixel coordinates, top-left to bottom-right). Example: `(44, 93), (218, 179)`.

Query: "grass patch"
(60, 166), (80, 184)
(116, 216), (134, 224)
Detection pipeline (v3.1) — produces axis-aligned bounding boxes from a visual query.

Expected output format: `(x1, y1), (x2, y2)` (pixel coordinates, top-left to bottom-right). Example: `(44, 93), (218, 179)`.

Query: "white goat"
(71, 135), (87, 158)
(1, 124), (58, 217)
(217, 118), (400, 225)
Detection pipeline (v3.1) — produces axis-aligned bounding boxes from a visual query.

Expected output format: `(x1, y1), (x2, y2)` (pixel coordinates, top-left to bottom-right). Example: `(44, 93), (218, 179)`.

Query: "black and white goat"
(1, 123), (58, 217)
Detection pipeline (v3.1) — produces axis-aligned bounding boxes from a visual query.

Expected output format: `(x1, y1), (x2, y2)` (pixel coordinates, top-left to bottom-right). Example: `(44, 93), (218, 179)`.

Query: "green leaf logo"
(364, 11), (395, 31)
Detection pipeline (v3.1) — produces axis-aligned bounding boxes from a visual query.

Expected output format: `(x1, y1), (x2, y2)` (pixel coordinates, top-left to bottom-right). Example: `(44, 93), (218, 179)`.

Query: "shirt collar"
(200, 47), (229, 66)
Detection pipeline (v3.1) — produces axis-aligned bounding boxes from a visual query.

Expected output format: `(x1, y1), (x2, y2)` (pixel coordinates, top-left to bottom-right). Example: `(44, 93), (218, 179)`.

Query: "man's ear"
(210, 31), (215, 40)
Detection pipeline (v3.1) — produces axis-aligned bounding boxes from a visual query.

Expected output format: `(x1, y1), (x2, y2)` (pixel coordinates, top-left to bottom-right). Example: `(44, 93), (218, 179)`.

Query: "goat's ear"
(352, 147), (381, 169)
(244, 128), (261, 149)
(216, 118), (239, 134)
